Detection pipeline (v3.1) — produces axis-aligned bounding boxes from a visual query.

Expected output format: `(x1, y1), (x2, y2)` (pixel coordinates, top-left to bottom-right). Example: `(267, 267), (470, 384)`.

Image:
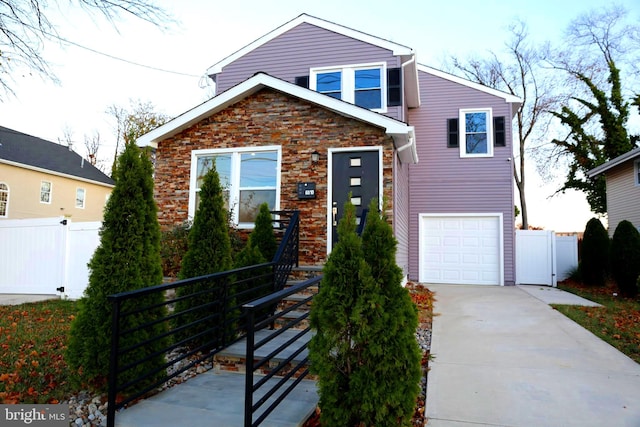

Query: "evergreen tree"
(610, 220), (640, 297)
(359, 199), (422, 425)
(250, 203), (277, 262)
(175, 163), (233, 349)
(67, 143), (166, 391)
(581, 218), (610, 287)
(310, 199), (419, 426)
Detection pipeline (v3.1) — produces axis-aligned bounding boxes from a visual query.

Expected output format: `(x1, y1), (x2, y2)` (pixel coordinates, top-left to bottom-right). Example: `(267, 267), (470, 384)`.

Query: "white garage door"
(419, 215), (502, 285)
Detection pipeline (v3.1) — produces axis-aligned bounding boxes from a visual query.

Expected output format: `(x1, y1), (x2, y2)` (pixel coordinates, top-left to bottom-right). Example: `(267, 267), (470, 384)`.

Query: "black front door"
(331, 150), (380, 247)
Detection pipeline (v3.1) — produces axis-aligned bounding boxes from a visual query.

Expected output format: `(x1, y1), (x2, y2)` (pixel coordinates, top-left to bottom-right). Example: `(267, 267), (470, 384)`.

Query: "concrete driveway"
(426, 284), (640, 427)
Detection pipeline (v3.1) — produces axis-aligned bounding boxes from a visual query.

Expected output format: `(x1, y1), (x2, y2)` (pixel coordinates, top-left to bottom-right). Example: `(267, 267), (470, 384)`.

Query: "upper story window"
(311, 63), (386, 112)
(40, 181), (52, 204)
(76, 188), (86, 209)
(447, 109), (505, 158)
(0, 183), (8, 217)
(191, 146), (281, 227)
(635, 159), (640, 186)
(460, 109), (493, 157)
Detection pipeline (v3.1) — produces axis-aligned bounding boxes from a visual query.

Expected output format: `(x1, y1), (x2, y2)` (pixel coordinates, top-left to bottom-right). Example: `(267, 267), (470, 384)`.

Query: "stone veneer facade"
(154, 88), (397, 266)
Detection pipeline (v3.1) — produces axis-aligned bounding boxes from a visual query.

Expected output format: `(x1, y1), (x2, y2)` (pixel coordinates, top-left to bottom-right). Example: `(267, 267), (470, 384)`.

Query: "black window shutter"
(387, 68), (402, 107)
(494, 116), (506, 147)
(295, 75), (309, 88)
(447, 118), (459, 148)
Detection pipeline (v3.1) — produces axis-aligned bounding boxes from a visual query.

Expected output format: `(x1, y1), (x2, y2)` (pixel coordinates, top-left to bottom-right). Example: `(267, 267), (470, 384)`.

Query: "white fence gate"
(515, 230), (579, 286)
(0, 217), (101, 299)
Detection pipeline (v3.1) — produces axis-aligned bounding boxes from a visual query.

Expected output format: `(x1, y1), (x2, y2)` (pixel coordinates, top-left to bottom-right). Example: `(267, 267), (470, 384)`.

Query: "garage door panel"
(420, 215), (502, 285)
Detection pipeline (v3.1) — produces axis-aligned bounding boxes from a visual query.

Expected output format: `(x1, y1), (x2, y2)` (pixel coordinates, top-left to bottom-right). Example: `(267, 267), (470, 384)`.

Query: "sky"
(1, 0), (638, 232)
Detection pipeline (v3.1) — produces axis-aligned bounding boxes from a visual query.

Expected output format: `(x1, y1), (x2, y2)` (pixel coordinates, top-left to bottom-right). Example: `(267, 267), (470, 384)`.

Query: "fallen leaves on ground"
(0, 299), (82, 404)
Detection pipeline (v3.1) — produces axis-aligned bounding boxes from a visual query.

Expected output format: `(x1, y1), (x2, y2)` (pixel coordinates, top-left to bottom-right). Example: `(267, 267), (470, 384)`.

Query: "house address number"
(297, 182), (316, 199)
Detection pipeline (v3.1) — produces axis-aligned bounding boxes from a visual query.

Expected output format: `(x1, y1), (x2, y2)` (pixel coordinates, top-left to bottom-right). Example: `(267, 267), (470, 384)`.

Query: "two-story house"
(0, 126), (114, 221)
(137, 14), (521, 286)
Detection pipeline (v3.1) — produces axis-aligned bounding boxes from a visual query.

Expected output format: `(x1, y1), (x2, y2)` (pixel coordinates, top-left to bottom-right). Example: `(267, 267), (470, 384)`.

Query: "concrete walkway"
(426, 284), (640, 427)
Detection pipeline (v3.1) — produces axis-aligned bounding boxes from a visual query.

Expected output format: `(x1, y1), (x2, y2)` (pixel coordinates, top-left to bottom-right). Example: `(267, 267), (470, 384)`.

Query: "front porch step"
(215, 329), (314, 379)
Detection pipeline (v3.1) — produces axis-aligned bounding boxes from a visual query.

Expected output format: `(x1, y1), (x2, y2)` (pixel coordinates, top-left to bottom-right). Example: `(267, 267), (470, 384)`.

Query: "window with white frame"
(635, 159), (640, 186)
(191, 147), (281, 226)
(76, 188), (86, 208)
(311, 63), (386, 111)
(40, 181), (52, 204)
(0, 183), (8, 217)
(459, 108), (493, 157)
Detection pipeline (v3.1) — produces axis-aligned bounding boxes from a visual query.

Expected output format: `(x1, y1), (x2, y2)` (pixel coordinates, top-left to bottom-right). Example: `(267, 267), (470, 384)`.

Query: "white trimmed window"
(0, 183), (8, 217)
(190, 146), (281, 227)
(635, 159), (640, 186)
(40, 181), (52, 204)
(310, 63), (387, 111)
(459, 108), (493, 157)
(76, 188), (86, 209)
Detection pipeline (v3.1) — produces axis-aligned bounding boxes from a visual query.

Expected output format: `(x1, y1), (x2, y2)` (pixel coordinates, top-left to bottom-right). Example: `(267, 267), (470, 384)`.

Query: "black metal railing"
(106, 211), (300, 427)
(243, 275), (321, 427)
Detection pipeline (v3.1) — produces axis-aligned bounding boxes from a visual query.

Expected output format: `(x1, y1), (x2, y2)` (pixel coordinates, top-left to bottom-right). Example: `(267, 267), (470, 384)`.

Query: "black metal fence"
(105, 211), (299, 427)
(243, 275), (321, 427)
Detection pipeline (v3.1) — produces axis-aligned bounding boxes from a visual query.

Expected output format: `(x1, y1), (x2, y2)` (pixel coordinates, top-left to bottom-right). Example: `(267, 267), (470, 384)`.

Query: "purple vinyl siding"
(215, 22), (403, 120)
(407, 70), (516, 284)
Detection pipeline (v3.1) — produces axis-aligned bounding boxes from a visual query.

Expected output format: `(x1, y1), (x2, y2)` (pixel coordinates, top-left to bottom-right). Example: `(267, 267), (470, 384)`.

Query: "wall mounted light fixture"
(311, 150), (320, 163)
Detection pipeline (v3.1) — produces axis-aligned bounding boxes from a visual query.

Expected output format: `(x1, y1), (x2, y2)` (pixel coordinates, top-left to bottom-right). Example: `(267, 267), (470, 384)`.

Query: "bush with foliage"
(309, 199), (421, 426)
(360, 199), (422, 424)
(250, 203), (277, 262)
(610, 220), (640, 297)
(234, 203), (275, 307)
(581, 218), (610, 287)
(160, 221), (191, 278)
(67, 143), (167, 392)
(175, 164), (233, 349)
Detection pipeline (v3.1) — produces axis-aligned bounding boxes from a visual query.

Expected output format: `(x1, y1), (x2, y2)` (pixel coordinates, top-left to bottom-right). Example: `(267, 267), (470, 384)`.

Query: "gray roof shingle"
(0, 126), (114, 186)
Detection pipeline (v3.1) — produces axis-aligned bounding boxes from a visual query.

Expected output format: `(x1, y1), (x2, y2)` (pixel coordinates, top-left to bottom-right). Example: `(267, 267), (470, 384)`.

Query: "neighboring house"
(0, 126), (114, 221)
(138, 14), (521, 285)
(587, 146), (640, 236)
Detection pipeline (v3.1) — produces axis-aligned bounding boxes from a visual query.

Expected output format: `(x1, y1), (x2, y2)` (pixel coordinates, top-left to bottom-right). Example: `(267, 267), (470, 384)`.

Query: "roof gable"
(137, 72), (417, 164)
(418, 64), (522, 113)
(0, 126), (114, 186)
(207, 14), (414, 76)
(588, 147), (640, 178)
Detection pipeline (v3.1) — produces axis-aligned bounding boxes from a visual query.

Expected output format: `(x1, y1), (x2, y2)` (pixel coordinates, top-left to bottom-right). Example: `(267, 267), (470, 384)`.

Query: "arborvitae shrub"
(250, 203), (277, 262)
(610, 220), (640, 297)
(67, 143), (167, 392)
(175, 164), (233, 349)
(309, 199), (421, 426)
(359, 199), (422, 425)
(581, 218), (610, 287)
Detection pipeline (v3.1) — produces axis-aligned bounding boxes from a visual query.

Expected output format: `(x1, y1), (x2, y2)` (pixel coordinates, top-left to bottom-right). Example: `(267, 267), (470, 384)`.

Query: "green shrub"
(251, 203), (277, 262)
(175, 164), (233, 349)
(580, 218), (610, 287)
(359, 199), (422, 425)
(160, 221), (191, 278)
(309, 199), (421, 426)
(67, 143), (167, 392)
(610, 220), (640, 297)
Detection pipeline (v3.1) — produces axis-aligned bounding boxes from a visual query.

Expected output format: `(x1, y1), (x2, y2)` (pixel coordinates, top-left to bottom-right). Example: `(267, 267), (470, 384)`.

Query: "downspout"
(400, 55), (416, 123)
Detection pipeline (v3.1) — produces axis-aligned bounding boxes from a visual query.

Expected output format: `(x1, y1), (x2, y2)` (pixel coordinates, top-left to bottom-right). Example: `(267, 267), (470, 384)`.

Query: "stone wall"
(154, 88), (396, 266)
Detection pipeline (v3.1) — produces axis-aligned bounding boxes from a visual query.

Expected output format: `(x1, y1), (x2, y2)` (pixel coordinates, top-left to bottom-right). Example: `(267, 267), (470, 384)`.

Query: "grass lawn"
(555, 280), (640, 364)
(0, 299), (89, 404)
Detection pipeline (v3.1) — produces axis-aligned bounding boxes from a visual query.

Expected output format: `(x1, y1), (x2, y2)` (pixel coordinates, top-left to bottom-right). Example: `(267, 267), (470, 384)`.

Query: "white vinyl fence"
(0, 217), (101, 299)
(515, 230), (579, 287)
